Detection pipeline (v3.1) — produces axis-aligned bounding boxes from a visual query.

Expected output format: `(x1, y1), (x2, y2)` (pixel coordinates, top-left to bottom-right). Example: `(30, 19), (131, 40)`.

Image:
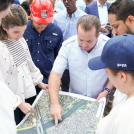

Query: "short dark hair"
(108, 0), (134, 22)
(0, 0), (15, 12)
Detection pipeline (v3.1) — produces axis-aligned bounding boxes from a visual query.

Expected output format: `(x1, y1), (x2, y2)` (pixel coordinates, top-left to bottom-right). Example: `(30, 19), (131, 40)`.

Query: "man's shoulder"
(99, 34), (110, 41)
(25, 20), (32, 32)
(106, 2), (111, 7)
(48, 23), (62, 32)
(87, 1), (97, 8)
(42, 23), (63, 38)
(62, 35), (77, 47)
(77, 9), (87, 17)
(54, 10), (66, 20)
(96, 34), (110, 48)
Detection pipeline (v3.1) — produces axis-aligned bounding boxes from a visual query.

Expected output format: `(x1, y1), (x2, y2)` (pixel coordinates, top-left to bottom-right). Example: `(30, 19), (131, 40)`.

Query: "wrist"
(104, 87), (111, 94)
(18, 102), (24, 108)
(38, 82), (42, 88)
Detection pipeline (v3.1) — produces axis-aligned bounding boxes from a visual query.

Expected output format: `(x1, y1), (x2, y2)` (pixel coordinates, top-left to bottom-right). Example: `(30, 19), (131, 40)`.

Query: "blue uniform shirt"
(23, 20), (63, 83)
(53, 8), (86, 41)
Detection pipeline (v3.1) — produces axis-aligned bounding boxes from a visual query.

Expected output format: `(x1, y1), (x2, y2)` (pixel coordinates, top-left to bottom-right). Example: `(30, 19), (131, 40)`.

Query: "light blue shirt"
(97, 0), (109, 35)
(97, 0), (108, 25)
(53, 9), (86, 41)
(53, 34), (109, 99)
(56, 0), (86, 11)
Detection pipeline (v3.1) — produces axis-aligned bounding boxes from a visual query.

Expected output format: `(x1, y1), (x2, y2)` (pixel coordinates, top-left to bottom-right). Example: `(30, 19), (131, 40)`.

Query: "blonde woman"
(0, 4), (48, 125)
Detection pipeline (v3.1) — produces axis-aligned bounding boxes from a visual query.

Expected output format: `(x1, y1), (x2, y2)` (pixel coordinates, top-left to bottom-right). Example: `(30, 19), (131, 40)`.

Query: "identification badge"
(41, 10), (47, 18)
(53, 33), (58, 36)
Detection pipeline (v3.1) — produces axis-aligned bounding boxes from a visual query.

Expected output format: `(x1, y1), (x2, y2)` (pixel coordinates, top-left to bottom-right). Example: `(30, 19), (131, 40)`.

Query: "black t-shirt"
(21, 1), (31, 16)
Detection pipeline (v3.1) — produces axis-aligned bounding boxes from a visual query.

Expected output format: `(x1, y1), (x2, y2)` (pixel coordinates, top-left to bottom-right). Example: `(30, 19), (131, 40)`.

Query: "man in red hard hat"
(23, 0), (63, 94)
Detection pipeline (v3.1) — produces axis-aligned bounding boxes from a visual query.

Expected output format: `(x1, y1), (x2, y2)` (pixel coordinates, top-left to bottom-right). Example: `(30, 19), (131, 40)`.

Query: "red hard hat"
(30, 0), (53, 24)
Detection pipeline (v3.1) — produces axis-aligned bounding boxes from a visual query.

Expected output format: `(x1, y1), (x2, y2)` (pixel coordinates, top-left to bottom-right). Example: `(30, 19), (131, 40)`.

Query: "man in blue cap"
(88, 34), (134, 134)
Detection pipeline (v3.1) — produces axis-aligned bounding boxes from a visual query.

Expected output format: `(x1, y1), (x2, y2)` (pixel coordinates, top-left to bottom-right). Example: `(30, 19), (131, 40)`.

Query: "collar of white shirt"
(65, 8), (81, 18)
(97, 0), (107, 7)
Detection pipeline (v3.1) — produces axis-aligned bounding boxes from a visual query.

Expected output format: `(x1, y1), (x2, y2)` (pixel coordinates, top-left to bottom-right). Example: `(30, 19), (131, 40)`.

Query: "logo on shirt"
(117, 64), (127, 67)
(53, 33), (58, 36)
(41, 10), (47, 18)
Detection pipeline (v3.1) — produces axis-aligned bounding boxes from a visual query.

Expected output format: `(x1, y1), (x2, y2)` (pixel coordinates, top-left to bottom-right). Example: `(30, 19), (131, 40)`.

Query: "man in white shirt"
(53, 0), (86, 92)
(0, 0), (17, 133)
(49, 15), (111, 127)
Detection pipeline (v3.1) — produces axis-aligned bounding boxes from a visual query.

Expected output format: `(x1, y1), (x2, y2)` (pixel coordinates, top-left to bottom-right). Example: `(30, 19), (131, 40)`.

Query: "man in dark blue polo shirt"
(23, 0), (63, 94)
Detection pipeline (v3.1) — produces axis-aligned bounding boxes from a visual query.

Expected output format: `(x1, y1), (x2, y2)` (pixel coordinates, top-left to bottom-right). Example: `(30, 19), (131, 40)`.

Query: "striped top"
(0, 38), (43, 103)
(3, 39), (27, 67)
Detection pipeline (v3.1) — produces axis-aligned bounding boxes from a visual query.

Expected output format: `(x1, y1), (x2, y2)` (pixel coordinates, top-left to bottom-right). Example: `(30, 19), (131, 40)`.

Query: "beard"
(115, 25), (134, 36)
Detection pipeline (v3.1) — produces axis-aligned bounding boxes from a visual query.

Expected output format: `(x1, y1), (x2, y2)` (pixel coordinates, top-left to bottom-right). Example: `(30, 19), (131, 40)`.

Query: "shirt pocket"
(42, 36), (57, 56)
(44, 36), (57, 48)
(69, 61), (83, 76)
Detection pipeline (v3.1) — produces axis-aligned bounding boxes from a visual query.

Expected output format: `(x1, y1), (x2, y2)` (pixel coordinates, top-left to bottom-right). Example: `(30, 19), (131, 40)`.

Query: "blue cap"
(88, 34), (134, 70)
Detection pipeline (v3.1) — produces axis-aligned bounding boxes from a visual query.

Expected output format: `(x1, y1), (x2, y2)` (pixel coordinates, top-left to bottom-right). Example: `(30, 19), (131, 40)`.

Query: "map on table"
(16, 90), (106, 134)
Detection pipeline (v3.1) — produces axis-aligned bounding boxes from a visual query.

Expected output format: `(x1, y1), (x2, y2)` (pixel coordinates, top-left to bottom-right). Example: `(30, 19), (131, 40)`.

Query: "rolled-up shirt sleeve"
(52, 44), (68, 74)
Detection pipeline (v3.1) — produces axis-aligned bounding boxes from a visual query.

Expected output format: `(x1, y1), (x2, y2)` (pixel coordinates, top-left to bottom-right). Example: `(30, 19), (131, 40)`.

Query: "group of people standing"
(0, 0), (134, 134)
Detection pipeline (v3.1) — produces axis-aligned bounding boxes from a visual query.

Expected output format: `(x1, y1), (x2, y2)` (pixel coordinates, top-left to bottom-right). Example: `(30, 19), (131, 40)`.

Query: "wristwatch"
(104, 87), (111, 94)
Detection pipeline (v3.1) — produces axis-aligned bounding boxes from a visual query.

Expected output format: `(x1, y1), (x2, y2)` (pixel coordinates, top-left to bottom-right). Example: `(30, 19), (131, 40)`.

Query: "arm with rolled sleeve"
(49, 44), (68, 127)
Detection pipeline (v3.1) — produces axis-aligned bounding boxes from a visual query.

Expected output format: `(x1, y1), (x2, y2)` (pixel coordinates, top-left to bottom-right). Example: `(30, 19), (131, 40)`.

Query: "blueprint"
(17, 90), (105, 134)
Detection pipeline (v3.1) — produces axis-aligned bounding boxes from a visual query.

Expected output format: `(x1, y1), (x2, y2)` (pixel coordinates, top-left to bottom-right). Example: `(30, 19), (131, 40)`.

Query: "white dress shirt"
(53, 34), (109, 99)
(0, 37), (43, 104)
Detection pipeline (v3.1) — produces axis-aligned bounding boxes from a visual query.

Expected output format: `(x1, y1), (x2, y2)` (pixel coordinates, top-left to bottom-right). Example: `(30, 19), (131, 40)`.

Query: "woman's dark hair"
(0, 0), (14, 12)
